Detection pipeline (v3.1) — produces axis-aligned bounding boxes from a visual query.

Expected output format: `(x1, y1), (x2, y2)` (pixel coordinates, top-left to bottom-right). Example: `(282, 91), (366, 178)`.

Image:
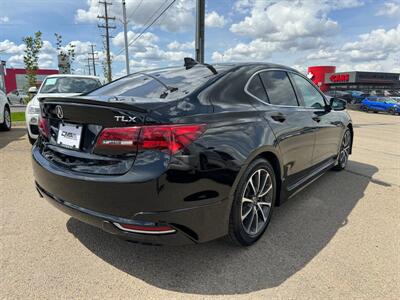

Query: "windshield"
(380, 98), (397, 103)
(88, 65), (229, 100)
(40, 77), (101, 94)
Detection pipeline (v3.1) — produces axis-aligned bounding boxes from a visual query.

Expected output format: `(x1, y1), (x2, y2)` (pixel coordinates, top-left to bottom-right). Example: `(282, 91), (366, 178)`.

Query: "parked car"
(361, 96), (400, 115)
(325, 90), (352, 103)
(32, 61), (353, 246)
(7, 89), (28, 104)
(26, 74), (102, 144)
(344, 90), (370, 103)
(0, 89), (11, 131)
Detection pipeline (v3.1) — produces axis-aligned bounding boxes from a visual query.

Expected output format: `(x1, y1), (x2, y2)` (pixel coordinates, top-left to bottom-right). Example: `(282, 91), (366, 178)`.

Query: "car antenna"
(184, 57), (218, 75)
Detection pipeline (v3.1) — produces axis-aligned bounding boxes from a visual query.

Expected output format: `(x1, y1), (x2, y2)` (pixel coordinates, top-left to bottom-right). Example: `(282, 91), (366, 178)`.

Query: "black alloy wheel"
(229, 159), (276, 246)
(333, 129), (351, 171)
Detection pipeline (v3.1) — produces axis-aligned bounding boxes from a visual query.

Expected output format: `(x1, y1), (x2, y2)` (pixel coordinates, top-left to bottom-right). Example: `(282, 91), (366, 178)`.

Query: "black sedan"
(32, 60), (353, 246)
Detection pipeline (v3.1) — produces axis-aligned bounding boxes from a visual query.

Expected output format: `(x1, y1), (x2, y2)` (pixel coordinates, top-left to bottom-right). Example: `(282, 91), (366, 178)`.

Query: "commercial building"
(307, 66), (400, 94)
(3, 68), (59, 93)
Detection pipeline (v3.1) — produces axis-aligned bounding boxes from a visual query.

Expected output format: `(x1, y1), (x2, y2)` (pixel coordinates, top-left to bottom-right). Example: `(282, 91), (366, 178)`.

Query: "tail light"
(94, 124), (206, 155)
(38, 116), (50, 138)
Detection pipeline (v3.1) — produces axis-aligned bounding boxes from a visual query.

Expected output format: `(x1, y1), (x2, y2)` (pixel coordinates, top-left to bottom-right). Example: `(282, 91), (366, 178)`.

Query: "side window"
(259, 71), (298, 106)
(247, 74), (268, 102)
(291, 74), (326, 109)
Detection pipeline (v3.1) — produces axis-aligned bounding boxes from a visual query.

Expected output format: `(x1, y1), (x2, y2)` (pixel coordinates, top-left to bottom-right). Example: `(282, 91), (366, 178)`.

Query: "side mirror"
(28, 86), (38, 94)
(330, 97), (346, 111)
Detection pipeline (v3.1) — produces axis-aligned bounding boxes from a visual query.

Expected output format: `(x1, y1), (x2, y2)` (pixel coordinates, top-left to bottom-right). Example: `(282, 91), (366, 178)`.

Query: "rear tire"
(0, 107), (11, 131)
(388, 108), (396, 115)
(228, 158), (276, 246)
(333, 129), (351, 171)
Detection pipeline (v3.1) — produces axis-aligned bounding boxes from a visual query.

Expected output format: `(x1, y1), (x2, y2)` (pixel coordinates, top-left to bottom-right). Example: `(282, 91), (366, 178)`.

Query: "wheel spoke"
(258, 172), (269, 197)
(254, 207), (259, 233)
(258, 184), (272, 197)
(241, 205), (253, 221)
(248, 178), (257, 196)
(242, 197), (253, 204)
(257, 203), (267, 222)
(246, 208), (256, 232)
(258, 201), (272, 207)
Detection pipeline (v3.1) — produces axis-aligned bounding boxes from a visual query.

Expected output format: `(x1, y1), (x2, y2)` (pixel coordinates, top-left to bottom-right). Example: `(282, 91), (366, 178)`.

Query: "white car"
(0, 89), (11, 131)
(26, 74), (102, 144)
(7, 89), (28, 104)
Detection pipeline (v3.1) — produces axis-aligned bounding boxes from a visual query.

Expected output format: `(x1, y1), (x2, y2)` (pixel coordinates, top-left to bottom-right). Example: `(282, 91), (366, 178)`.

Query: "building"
(307, 66), (400, 94)
(3, 68), (58, 93)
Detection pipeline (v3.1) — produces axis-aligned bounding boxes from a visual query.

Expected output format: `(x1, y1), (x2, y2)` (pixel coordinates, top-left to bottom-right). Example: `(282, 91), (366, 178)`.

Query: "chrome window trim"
(244, 68), (328, 110)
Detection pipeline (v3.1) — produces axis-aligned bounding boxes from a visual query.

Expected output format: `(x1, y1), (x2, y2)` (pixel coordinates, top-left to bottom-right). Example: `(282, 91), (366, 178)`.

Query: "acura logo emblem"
(55, 105), (63, 119)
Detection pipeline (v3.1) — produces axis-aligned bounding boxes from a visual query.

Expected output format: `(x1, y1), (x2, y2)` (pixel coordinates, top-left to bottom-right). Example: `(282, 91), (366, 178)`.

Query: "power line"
(87, 44), (99, 76)
(127, 0), (144, 20)
(116, 0), (176, 56)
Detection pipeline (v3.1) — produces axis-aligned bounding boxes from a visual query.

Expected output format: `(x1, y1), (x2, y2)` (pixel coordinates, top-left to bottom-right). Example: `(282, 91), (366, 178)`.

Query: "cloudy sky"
(0, 0), (399, 80)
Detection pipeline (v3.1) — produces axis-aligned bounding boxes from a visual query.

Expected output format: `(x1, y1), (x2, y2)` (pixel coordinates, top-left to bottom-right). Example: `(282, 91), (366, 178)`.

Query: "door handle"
(271, 114), (286, 123)
(312, 116), (321, 123)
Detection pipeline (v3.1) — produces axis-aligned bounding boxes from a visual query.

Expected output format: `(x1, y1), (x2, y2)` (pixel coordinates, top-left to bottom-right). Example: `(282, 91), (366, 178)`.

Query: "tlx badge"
(114, 115), (139, 123)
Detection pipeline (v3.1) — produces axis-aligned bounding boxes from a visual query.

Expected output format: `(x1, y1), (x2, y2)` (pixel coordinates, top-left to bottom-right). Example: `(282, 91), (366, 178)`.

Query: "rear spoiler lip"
(39, 96), (148, 113)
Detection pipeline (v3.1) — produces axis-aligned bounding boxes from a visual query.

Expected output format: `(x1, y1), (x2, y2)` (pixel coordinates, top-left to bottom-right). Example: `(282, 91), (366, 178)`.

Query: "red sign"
(329, 73), (349, 82)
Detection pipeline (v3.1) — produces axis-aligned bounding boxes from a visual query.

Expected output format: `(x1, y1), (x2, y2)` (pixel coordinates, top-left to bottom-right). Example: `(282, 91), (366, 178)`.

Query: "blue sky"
(0, 0), (399, 80)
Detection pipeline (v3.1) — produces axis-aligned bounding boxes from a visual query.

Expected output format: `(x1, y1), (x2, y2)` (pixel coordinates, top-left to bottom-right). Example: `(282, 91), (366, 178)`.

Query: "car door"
(247, 70), (315, 183)
(290, 73), (343, 166)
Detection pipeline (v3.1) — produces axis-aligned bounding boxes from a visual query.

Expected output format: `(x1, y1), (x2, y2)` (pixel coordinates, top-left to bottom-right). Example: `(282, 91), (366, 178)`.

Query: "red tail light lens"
(95, 124), (206, 155)
(95, 127), (141, 154)
(140, 124), (206, 153)
(38, 117), (50, 138)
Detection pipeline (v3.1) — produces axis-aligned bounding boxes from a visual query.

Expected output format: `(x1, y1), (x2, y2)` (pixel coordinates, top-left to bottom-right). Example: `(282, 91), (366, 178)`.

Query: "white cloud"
(112, 30), (191, 63)
(167, 40), (194, 51)
(205, 11), (226, 28)
(212, 39), (279, 62)
(0, 16), (9, 23)
(0, 40), (25, 54)
(230, 1), (339, 43)
(307, 24), (400, 72)
(376, 1), (400, 16)
(75, 0), (195, 32)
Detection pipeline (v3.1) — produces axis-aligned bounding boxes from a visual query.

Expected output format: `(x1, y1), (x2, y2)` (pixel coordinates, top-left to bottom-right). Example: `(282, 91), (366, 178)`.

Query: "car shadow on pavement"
(67, 160), (381, 295)
(0, 128), (27, 150)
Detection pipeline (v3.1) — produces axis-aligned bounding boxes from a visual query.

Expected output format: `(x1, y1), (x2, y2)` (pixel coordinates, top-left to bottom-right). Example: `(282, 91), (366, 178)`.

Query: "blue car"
(361, 97), (400, 115)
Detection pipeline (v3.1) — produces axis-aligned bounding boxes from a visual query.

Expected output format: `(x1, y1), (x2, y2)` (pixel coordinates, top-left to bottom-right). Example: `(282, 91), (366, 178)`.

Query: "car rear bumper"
(32, 146), (232, 245)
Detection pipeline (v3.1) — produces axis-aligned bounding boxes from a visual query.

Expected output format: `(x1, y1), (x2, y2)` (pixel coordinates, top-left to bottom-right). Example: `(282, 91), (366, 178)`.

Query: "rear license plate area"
(56, 122), (82, 149)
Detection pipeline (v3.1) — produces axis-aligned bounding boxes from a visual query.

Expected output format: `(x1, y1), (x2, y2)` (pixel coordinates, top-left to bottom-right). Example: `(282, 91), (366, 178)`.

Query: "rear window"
(40, 77), (101, 94)
(88, 65), (228, 100)
(259, 71), (298, 106)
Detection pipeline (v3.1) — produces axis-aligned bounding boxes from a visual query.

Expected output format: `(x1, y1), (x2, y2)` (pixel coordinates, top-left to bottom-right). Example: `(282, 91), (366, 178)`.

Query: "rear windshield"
(40, 77), (101, 94)
(88, 65), (228, 100)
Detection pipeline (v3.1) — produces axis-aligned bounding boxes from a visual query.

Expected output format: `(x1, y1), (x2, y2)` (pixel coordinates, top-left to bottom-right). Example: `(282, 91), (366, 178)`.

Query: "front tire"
(229, 158), (276, 246)
(0, 107), (11, 131)
(333, 129), (351, 171)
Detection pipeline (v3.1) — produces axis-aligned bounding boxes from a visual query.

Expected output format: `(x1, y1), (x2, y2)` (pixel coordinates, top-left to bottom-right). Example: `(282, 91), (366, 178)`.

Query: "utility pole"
(122, 0), (130, 75)
(88, 44), (99, 76)
(86, 57), (92, 75)
(98, 1), (115, 82)
(195, 0), (205, 63)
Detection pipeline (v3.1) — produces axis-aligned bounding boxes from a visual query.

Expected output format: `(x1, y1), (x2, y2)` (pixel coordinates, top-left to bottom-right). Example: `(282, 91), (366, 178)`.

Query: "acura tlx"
(32, 59), (353, 246)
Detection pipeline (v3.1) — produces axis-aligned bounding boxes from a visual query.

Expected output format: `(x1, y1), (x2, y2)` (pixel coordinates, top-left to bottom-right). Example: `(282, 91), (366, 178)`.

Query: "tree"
(22, 31), (43, 89)
(55, 33), (75, 74)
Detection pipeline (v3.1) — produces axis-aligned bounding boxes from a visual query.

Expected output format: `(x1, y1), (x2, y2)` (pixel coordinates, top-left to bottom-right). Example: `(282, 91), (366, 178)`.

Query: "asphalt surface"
(1, 110), (399, 299)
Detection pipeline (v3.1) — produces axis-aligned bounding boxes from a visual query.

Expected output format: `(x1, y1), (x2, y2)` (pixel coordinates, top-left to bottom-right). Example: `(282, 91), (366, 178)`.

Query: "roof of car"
(45, 74), (101, 80)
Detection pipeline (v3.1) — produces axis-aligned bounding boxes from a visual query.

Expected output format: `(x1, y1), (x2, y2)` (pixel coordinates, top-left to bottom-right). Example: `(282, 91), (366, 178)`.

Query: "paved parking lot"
(1, 110), (399, 299)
